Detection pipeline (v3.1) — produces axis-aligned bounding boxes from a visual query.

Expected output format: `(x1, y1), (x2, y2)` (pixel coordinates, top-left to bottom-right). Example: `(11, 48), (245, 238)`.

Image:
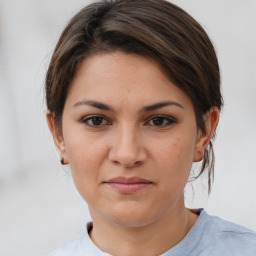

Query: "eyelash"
(82, 115), (111, 127)
(81, 115), (177, 128)
(145, 115), (177, 127)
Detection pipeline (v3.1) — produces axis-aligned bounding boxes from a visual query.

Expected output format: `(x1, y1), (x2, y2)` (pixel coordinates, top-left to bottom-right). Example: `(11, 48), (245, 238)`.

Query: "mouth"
(103, 176), (153, 194)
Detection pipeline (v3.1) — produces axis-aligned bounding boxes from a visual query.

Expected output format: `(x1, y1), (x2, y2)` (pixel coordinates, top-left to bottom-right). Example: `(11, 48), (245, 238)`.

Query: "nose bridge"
(119, 123), (137, 151)
(109, 122), (146, 167)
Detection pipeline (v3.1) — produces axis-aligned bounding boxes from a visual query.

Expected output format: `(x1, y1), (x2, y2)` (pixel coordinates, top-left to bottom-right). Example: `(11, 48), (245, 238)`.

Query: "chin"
(110, 215), (153, 228)
(106, 205), (159, 228)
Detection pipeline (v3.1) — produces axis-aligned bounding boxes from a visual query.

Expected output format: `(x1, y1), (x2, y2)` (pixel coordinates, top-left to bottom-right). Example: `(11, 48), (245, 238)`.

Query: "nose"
(108, 125), (147, 168)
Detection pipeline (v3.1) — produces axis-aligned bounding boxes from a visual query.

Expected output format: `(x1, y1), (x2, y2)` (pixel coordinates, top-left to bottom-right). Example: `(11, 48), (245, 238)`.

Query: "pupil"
(92, 117), (103, 125)
(153, 117), (163, 126)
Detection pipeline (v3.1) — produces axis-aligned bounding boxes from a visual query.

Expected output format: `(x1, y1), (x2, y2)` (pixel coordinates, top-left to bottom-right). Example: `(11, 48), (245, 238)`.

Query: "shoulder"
(209, 211), (256, 238)
(199, 210), (256, 255)
(45, 234), (84, 256)
(45, 223), (109, 256)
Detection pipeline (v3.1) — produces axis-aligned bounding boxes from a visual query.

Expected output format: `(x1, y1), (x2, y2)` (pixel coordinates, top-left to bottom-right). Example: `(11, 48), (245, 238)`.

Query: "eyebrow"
(73, 100), (114, 111)
(141, 101), (184, 112)
(73, 100), (184, 112)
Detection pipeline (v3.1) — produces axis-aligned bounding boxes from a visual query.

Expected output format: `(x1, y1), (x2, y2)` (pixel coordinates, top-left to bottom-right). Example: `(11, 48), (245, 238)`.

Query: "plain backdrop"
(0, 0), (255, 255)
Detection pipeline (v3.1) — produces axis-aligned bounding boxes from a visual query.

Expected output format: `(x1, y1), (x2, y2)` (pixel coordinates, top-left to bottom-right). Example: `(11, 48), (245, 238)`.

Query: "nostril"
(134, 160), (143, 167)
(113, 160), (121, 166)
(108, 139), (147, 168)
(113, 160), (144, 168)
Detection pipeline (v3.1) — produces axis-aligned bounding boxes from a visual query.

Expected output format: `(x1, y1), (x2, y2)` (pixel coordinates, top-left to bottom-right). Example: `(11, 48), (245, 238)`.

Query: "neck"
(89, 199), (198, 256)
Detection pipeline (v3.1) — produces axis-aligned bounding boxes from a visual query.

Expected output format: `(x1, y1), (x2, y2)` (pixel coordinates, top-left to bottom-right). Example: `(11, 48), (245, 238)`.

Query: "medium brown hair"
(45, 0), (223, 193)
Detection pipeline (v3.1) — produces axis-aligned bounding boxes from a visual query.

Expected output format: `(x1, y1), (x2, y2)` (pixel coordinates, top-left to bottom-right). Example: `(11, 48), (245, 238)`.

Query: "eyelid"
(81, 115), (111, 127)
(145, 115), (177, 126)
(80, 114), (177, 127)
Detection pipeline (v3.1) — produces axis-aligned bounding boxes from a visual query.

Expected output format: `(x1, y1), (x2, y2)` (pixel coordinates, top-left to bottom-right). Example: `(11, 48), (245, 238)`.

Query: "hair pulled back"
(45, 0), (223, 193)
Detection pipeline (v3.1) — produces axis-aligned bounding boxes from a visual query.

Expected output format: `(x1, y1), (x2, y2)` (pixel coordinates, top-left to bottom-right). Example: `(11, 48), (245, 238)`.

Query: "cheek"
(158, 135), (195, 166)
(65, 129), (108, 166)
(64, 134), (109, 196)
(153, 134), (196, 185)
(171, 136), (195, 164)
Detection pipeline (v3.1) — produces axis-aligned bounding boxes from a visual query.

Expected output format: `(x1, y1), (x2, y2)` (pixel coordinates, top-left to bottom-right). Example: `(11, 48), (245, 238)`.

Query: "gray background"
(0, 0), (255, 255)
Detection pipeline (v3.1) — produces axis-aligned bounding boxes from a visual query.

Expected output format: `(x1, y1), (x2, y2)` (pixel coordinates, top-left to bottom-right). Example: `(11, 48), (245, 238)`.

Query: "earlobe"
(193, 107), (219, 162)
(46, 111), (67, 159)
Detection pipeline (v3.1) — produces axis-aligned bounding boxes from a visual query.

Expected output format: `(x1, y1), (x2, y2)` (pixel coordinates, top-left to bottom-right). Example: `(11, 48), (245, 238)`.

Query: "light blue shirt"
(46, 209), (256, 256)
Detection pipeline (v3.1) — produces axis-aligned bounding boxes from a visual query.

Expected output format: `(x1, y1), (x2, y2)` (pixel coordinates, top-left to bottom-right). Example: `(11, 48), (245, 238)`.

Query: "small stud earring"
(61, 158), (68, 165)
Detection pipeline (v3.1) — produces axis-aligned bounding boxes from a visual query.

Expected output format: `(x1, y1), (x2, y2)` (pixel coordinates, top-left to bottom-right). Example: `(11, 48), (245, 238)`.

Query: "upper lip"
(104, 176), (152, 184)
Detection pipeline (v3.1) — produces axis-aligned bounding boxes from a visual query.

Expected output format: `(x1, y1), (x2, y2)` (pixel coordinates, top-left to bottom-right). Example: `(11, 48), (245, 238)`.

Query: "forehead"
(65, 51), (194, 112)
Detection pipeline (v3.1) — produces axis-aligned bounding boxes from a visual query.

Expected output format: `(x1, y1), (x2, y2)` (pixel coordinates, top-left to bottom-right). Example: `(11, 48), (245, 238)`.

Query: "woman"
(45, 0), (256, 255)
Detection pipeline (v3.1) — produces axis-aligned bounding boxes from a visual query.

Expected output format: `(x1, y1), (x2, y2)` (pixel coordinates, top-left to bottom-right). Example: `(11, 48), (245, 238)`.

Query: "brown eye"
(147, 115), (176, 127)
(91, 116), (104, 126)
(82, 115), (109, 127)
(152, 117), (165, 126)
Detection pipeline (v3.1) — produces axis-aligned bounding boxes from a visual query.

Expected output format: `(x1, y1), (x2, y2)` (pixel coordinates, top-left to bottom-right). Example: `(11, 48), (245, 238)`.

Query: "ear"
(46, 110), (68, 163)
(193, 107), (219, 162)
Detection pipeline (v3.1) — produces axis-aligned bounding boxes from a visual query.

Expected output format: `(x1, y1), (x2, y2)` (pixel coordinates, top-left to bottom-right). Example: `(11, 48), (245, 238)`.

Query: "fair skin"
(47, 51), (219, 256)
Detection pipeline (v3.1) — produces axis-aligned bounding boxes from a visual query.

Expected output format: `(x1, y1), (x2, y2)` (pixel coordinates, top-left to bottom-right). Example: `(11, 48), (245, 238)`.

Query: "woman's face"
(50, 52), (209, 227)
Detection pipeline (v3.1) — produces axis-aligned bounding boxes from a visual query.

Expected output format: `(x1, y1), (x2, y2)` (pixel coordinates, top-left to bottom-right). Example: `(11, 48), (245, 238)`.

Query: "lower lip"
(106, 182), (152, 194)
